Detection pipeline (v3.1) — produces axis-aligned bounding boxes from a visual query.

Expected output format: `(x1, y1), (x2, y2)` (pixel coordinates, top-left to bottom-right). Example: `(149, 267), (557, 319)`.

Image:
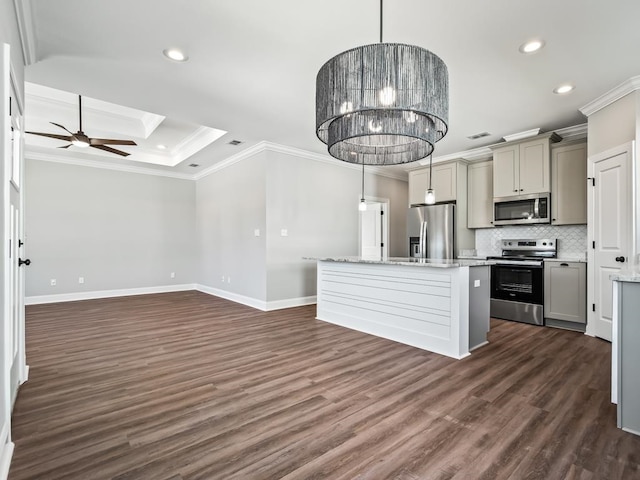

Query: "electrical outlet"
(474, 279), (480, 288)
(50, 279), (56, 286)
(227, 276), (231, 284)
(170, 272), (176, 279)
(221, 275), (225, 282)
(78, 277), (85, 284)
(254, 229), (260, 237)
(280, 229), (288, 237)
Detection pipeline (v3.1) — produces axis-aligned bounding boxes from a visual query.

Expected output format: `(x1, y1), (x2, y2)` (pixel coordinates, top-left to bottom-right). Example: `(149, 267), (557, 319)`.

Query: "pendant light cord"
(428, 154), (433, 190)
(362, 161), (365, 198)
(379, 0), (383, 43)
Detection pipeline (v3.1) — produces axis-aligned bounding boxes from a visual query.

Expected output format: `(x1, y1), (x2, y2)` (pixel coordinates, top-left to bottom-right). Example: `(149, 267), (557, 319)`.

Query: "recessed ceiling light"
(157, 144), (167, 150)
(553, 84), (575, 94)
(163, 48), (188, 62)
(519, 39), (545, 54)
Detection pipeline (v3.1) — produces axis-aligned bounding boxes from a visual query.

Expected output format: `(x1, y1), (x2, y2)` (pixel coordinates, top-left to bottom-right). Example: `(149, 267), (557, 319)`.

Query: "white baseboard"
(266, 296), (317, 311)
(0, 420), (13, 480)
(195, 284), (317, 312)
(25, 284), (197, 305)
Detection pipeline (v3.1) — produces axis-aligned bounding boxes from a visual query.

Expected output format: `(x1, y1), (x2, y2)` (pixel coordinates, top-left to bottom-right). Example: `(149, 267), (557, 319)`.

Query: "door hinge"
(8, 96), (11, 116)
(592, 241), (595, 249)
(587, 177), (595, 187)
(380, 210), (384, 216)
(592, 303), (596, 312)
(380, 243), (384, 247)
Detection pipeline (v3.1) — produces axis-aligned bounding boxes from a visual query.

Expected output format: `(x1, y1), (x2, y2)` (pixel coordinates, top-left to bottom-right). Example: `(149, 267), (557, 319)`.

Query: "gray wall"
(195, 152), (267, 301)
(25, 160), (196, 296)
(265, 149), (408, 302)
(587, 91), (637, 157)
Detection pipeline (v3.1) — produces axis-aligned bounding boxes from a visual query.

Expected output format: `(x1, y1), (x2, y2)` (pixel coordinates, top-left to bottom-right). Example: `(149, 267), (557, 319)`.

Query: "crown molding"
(170, 126), (227, 166)
(13, 0), (37, 66)
(554, 123), (588, 141)
(194, 141), (409, 182)
(25, 148), (194, 180)
(579, 76), (640, 117)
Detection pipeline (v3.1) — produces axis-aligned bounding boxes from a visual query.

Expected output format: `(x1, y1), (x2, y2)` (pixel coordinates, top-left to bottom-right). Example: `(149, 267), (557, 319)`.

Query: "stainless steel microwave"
(493, 193), (550, 226)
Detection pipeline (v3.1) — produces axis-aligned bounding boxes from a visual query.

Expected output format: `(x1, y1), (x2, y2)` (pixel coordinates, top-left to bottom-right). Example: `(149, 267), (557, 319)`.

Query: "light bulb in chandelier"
(359, 198), (367, 211)
(425, 189), (436, 205)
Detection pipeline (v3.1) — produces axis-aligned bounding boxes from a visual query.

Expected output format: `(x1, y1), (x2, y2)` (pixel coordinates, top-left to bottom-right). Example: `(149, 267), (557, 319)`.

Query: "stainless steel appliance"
(408, 203), (455, 259)
(489, 238), (557, 325)
(493, 193), (550, 226)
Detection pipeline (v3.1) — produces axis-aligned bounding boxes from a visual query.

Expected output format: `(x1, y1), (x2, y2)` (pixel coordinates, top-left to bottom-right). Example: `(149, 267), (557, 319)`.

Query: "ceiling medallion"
(315, 0), (449, 165)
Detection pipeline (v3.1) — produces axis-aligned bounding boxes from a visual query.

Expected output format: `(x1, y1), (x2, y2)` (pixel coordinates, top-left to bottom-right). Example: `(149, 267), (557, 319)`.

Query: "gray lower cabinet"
(544, 260), (586, 330)
(617, 281), (640, 436)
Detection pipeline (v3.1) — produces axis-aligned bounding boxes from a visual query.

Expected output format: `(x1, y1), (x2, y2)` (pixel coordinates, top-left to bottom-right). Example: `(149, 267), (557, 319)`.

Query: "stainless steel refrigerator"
(408, 203), (455, 259)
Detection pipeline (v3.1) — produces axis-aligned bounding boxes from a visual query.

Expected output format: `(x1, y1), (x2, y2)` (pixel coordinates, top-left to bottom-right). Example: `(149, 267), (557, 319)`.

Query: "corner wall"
(24, 160), (196, 301)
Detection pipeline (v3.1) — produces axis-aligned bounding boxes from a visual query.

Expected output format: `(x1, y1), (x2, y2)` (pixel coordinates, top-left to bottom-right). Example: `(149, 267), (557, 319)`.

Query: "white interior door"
(9, 75), (27, 393)
(359, 200), (388, 259)
(587, 142), (634, 342)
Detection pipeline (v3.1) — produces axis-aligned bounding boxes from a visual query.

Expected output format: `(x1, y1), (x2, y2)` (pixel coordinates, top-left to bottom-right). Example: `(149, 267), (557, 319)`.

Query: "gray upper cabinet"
(467, 161), (493, 228)
(491, 133), (560, 198)
(408, 161), (459, 206)
(551, 142), (587, 225)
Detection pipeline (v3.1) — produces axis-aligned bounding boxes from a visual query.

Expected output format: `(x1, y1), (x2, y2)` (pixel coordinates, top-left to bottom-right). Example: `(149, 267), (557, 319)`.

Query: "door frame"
(586, 141), (636, 339)
(358, 196), (389, 259)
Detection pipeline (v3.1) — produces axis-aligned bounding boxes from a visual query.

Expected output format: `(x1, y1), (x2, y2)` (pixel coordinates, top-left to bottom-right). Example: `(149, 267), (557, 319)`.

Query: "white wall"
(587, 91), (637, 157)
(24, 160), (196, 299)
(195, 152), (267, 302)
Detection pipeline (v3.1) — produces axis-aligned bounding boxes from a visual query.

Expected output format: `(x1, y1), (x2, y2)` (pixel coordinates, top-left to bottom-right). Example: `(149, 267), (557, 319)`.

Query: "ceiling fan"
(26, 95), (137, 157)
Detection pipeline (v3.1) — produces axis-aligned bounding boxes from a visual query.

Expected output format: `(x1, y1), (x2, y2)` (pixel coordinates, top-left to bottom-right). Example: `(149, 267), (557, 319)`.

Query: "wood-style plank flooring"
(9, 291), (640, 479)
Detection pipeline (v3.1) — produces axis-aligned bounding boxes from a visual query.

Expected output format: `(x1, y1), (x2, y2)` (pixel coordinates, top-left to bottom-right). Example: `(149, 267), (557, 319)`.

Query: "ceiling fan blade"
(91, 144), (131, 157)
(89, 138), (137, 146)
(50, 122), (74, 134)
(58, 144), (72, 149)
(26, 131), (73, 142)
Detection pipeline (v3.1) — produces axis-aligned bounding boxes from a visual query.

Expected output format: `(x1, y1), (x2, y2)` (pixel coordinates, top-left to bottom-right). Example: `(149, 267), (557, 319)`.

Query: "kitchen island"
(314, 257), (493, 359)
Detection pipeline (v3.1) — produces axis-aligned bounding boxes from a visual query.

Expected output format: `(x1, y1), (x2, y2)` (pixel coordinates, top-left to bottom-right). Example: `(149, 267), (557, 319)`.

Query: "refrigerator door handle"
(420, 220), (428, 258)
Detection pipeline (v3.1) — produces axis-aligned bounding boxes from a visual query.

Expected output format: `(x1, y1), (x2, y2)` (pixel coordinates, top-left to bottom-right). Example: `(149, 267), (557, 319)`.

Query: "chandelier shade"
(316, 43), (449, 165)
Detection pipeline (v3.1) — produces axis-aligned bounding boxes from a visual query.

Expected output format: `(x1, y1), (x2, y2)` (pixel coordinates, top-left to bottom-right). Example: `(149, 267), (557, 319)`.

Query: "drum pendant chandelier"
(315, 0), (449, 166)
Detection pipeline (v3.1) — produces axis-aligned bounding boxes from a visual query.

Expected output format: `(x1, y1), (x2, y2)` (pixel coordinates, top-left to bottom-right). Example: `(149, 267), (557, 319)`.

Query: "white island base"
(316, 258), (491, 359)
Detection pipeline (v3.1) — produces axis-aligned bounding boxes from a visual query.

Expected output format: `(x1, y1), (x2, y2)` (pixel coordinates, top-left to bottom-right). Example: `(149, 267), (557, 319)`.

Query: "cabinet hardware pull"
(560, 263), (569, 267)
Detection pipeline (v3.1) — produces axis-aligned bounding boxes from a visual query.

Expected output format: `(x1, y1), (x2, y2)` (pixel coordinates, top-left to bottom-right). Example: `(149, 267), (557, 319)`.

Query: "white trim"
(25, 284), (197, 305)
(194, 141), (409, 182)
(266, 296), (317, 311)
(24, 149), (194, 180)
(503, 128), (541, 142)
(413, 124), (588, 168)
(0, 439), (14, 480)
(20, 365), (28, 385)
(195, 284), (316, 311)
(195, 284), (266, 310)
(580, 76), (640, 117)
(12, 0), (37, 66)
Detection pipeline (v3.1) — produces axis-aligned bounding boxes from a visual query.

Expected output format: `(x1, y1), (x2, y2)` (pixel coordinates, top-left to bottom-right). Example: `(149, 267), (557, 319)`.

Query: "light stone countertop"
(307, 256), (494, 268)
(611, 268), (640, 283)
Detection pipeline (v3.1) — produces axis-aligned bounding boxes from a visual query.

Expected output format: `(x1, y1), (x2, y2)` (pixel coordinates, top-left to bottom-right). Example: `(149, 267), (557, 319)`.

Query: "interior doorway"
(587, 141), (635, 342)
(359, 198), (389, 259)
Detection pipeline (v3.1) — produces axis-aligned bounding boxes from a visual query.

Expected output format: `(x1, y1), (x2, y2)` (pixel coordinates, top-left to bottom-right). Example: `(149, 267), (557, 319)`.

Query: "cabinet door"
(431, 163), (457, 202)
(544, 261), (587, 323)
(467, 161), (493, 228)
(492, 146), (518, 197)
(551, 143), (587, 225)
(408, 168), (430, 206)
(519, 138), (550, 194)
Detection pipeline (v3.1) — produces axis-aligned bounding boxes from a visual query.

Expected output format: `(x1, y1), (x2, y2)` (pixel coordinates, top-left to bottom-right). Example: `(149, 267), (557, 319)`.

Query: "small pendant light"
(359, 161), (367, 211)
(424, 154), (436, 204)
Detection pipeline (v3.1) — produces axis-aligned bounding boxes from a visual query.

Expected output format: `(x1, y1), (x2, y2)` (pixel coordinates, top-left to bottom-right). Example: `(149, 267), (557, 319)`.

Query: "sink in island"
(312, 256), (493, 359)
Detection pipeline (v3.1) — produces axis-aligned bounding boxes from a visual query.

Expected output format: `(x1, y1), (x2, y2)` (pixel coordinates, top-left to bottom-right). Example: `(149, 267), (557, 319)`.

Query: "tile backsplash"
(475, 224), (587, 259)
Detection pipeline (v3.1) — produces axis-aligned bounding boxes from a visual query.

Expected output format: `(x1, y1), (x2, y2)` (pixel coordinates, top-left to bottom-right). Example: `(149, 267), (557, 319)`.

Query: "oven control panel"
(501, 239), (556, 251)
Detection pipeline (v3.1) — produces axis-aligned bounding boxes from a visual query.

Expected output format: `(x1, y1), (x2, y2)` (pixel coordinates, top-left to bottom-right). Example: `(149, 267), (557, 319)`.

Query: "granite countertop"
(611, 268), (640, 283)
(308, 256), (494, 268)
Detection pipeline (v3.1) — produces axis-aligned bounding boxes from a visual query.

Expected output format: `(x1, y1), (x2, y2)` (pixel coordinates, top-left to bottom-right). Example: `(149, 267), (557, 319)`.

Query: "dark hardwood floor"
(9, 291), (640, 479)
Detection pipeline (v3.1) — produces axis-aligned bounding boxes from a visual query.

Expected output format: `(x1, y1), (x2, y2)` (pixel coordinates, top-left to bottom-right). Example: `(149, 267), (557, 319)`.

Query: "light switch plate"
(474, 279), (480, 288)
(254, 229), (260, 237)
(281, 229), (288, 237)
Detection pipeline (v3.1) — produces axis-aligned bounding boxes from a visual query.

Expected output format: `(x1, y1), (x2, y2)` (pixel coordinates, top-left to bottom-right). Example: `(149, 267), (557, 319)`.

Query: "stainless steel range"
(489, 238), (557, 325)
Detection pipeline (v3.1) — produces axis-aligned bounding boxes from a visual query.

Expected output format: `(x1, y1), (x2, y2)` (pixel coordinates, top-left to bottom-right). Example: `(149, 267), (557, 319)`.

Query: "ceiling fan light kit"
(315, 0), (449, 166)
(26, 95), (137, 157)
